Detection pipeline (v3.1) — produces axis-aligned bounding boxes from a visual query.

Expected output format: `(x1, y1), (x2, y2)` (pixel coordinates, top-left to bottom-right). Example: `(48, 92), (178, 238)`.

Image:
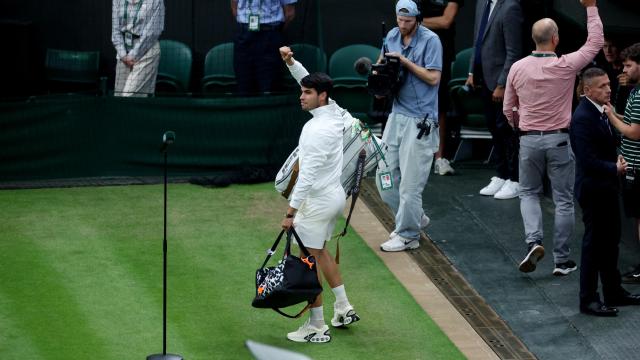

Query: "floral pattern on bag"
(255, 259), (285, 299)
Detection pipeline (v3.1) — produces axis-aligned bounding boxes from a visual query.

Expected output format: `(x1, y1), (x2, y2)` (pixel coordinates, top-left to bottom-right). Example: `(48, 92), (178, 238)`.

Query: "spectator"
(570, 67), (640, 317)
(603, 42), (640, 284)
(112, 0), (165, 97)
(503, 0), (604, 276)
(467, 0), (523, 200)
(601, 36), (633, 114)
(231, 0), (296, 94)
(376, 0), (442, 252)
(422, 0), (464, 176)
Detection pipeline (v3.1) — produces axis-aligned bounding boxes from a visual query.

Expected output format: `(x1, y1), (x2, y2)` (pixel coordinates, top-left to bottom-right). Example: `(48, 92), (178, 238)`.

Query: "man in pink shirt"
(503, 0), (603, 276)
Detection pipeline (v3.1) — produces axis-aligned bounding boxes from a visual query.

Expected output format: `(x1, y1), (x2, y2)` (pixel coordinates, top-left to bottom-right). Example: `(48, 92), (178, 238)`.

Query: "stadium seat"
(448, 48), (492, 162)
(157, 40), (192, 93)
(201, 42), (235, 94)
(448, 47), (473, 88)
(329, 44), (380, 86)
(328, 44), (380, 123)
(45, 48), (103, 93)
(290, 43), (327, 73)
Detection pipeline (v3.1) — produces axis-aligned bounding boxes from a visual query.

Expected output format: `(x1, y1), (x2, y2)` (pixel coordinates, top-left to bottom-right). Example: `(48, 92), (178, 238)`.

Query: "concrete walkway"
(357, 165), (640, 360)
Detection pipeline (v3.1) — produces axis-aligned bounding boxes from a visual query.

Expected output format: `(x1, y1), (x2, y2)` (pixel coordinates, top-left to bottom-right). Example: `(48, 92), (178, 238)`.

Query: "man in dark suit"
(570, 67), (640, 317)
(467, 0), (523, 200)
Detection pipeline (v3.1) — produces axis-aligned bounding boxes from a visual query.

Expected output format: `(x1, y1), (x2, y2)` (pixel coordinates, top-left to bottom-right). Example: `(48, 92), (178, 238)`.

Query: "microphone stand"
(147, 132), (182, 360)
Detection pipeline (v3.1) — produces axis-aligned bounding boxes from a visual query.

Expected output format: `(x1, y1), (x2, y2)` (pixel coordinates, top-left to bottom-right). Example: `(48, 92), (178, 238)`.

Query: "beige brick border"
(348, 201), (500, 360)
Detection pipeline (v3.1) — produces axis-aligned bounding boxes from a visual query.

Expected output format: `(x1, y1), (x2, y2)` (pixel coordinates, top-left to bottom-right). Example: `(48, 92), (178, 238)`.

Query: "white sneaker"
(421, 214), (430, 229)
(287, 319), (331, 343)
(380, 234), (419, 252)
(391, 214), (430, 237)
(494, 180), (519, 200)
(434, 158), (455, 175)
(331, 303), (360, 328)
(479, 177), (506, 196)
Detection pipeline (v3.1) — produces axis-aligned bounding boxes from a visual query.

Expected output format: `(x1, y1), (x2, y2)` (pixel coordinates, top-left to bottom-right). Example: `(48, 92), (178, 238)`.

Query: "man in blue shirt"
(376, 0), (443, 252)
(231, 0), (296, 94)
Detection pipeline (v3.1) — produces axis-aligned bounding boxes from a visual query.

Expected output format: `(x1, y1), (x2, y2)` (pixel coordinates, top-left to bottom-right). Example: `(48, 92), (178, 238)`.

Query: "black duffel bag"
(252, 228), (322, 318)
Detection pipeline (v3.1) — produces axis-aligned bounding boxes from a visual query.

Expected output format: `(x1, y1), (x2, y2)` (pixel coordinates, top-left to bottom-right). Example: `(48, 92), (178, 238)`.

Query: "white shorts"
(293, 185), (346, 250)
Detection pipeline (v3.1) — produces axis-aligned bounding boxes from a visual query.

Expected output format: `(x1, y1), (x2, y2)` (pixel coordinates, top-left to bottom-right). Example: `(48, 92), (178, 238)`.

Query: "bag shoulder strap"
(335, 148), (367, 264)
(286, 227), (312, 258)
(271, 302), (314, 319)
(259, 230), (286, 269)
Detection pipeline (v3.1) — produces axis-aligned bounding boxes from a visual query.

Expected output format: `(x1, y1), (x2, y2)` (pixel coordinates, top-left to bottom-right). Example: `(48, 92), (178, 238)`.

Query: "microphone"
(160, 130), (176, 153)
(354, 57), (372, 76)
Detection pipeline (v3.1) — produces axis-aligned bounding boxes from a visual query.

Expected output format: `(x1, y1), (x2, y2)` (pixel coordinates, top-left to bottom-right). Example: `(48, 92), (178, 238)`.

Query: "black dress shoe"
(605, 293), (640, 306)
(580, 301), (618, 317)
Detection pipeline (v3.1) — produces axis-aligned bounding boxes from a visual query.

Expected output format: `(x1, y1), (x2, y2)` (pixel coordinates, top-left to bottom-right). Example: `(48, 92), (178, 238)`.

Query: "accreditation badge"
(248, 14), (260, 31)
(124, 32), (134, 48)
(379, 171), (393, 191)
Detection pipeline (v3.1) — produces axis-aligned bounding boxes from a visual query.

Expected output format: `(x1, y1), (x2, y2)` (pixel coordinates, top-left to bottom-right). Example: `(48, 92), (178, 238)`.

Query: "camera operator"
(376, 0), (443, 252)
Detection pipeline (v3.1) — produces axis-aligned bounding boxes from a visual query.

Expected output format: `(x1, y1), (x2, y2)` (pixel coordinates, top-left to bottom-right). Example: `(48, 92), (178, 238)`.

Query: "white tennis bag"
(275, 111), (387, 199)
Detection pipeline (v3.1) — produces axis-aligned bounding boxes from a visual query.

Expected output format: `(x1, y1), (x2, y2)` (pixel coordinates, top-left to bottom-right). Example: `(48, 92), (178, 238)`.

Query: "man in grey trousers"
(503, 0), (604, 276)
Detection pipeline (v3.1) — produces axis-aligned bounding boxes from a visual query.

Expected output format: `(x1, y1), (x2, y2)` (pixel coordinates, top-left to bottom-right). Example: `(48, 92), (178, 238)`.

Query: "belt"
(519, 128), (569, 136)
(238, 23), (283, 31)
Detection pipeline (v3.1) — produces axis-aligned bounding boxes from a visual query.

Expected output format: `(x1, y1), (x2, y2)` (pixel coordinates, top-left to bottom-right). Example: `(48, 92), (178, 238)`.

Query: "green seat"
(329, 44), (380, 86)
(201, 42), (235, 94)
(290, 43), (327, 73)
(328, 44), (381, 123)
(283, 43), (327, 88)
(45, 48), (102, 93)
(448, 48), (492, 162)
(157, 40), (192, 93)
(450, 85), (485, 129)
(448, 47), (473, 89)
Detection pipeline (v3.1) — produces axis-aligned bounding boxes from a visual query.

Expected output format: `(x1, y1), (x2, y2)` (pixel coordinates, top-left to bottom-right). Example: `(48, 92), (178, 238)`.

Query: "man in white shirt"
(278, 46), (360, 344)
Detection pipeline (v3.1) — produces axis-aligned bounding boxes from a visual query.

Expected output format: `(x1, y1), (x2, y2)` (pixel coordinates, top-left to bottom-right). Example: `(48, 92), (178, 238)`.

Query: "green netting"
(0, 95), (307, 182)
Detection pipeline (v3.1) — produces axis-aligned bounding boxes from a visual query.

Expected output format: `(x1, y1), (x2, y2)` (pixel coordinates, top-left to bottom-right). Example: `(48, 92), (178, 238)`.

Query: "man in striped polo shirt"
(604, 43), (640, 283)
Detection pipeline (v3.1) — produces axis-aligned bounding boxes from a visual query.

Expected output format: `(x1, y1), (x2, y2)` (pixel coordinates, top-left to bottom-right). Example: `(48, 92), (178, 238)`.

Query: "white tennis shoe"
(381, 234), (419, 252)
(331, 303), (360, 328)
(390, 214), (430, 238)
(287, 319), (331, 343)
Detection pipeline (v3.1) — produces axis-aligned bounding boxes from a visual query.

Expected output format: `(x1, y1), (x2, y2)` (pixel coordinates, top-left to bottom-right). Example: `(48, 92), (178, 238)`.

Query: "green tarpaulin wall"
(0, 95), (307, 183)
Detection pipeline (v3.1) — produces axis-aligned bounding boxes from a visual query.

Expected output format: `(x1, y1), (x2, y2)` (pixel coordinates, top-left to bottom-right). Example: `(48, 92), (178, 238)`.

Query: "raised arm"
(551, 3), (604, 74)
(279, 46), (309, 84)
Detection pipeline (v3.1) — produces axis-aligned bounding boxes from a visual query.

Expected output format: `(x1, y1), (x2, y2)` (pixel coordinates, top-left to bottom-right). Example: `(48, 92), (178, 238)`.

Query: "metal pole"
(163, 150), (167, 355)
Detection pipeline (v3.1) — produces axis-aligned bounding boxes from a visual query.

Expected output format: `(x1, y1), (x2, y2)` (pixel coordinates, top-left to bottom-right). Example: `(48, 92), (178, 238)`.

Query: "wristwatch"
(285, 213), (295, 218)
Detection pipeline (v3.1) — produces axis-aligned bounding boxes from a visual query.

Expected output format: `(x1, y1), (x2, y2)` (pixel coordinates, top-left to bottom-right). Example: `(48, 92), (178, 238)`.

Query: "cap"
(396, 0), (420, 17)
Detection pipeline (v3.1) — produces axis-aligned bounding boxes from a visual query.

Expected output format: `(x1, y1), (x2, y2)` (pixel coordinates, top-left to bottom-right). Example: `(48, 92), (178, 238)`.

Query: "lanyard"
(529, 52), (557, 58)
(123, 0), (144, 30)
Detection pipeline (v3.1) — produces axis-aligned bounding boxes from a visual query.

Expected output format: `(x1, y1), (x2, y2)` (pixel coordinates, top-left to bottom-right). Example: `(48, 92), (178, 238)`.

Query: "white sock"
(309, 306), (324, 328)
(332, 284), (349, 307)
